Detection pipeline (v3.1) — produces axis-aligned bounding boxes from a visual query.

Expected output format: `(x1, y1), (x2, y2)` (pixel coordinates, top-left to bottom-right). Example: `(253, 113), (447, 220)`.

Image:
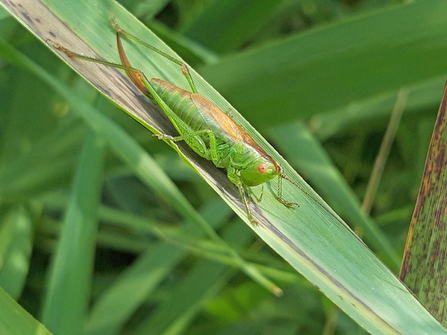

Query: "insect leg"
(238, 184), (257, 226)
(49, 37), (153, 100)
(155, 129), (211, 157)
(227, 167), (257, 226)
(49, 41), (139, 73)
(111, 15), (198, 94)
(276, 174), (299, 208)
(155, 127), (222, 167)
(250, 184), (264, 203)
(155, 130), (210, 142)
(206, 130), (220, 163)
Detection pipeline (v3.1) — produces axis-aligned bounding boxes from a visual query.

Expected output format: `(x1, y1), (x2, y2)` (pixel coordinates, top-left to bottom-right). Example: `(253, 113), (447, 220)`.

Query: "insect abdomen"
(151, 78), (207, 133)
(150, 78), (230, 163)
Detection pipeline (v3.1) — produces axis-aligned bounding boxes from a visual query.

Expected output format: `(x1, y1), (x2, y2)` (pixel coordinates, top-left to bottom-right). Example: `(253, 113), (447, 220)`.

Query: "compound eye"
(258, 163), (268, 174)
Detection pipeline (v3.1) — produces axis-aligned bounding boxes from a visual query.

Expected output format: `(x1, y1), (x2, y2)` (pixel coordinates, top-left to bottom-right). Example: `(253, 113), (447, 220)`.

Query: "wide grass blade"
(270, 122), (400, 269)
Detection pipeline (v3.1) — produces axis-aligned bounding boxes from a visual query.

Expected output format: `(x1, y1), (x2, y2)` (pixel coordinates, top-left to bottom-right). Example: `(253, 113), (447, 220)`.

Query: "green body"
(150, 78), (280, 189)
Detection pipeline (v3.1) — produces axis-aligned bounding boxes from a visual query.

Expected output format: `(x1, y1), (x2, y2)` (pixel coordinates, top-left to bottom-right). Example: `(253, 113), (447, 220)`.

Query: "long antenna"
(281, 173), (347, 228)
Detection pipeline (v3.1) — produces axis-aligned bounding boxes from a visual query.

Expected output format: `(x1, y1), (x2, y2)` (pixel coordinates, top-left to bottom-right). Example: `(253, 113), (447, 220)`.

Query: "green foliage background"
(0, 0), (446, 334)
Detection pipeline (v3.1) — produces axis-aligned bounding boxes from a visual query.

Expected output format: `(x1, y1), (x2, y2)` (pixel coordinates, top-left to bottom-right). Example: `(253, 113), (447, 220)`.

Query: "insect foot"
(250, 219), (259, 226)
(153, 133), (174, 140)
(278, 198), (300, 208)
(248, 214), (259, 227)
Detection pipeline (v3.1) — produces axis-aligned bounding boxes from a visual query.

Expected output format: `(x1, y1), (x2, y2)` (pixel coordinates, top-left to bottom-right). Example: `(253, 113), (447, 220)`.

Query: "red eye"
(258, 164), (268, 174)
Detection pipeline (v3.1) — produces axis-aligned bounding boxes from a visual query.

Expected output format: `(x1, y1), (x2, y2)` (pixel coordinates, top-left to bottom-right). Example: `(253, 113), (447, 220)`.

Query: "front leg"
(227, 166), (258, 226)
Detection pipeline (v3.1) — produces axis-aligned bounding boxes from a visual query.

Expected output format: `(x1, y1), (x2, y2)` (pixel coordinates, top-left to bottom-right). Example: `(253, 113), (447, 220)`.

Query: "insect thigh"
(151, 79), (218, 158)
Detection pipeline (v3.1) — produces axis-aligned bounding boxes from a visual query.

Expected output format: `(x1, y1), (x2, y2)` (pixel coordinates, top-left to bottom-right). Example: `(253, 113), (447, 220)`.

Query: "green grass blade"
(133, 216), (252, 335)
(84, 199), (233, 335)
(0, 286), (51, 335)
(85, 244), (186, 335)
(180, 0), (282, 53)
(270, 122), (400, 269)
(309, 76), (446, 140)
(0, 206), (33, 299)
(0, 118), (84, 200)
(200, 0), (447, 128)
(41, 131), (105, 335)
